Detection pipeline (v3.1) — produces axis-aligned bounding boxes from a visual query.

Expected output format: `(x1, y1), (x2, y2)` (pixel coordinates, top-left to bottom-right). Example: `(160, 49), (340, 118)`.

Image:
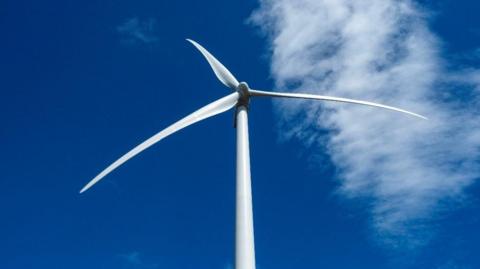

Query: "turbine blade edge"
(249, 89), (427, 120)
(186, 38), (239, 90)
(79, 92), (239, 193)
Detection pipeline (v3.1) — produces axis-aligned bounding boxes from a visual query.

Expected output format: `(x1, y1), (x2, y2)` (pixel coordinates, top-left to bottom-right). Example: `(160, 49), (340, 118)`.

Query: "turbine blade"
(80, 92), (239, 194)
(249, 89), (427, 120)
(186, 39), (239, 89)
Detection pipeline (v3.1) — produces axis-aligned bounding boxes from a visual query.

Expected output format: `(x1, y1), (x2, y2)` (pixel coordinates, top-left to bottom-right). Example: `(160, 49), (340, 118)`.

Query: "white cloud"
(251, 0), (480, 247)
(117, 17), (159, 45)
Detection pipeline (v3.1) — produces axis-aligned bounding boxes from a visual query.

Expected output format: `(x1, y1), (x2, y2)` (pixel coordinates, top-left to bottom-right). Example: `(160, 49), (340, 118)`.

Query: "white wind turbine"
(80, 39), (427, 269)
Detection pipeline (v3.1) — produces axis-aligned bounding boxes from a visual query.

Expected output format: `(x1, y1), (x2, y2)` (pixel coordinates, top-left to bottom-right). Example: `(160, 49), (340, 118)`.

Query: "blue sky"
(1, 0), (479, 268)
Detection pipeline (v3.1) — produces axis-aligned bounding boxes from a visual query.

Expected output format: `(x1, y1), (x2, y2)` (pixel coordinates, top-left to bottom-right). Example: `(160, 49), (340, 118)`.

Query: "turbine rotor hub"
(237, 82), (250, 107)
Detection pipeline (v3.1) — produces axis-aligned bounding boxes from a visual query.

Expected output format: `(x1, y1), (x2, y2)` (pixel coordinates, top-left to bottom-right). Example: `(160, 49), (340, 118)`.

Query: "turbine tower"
(80, 39), (427, 269)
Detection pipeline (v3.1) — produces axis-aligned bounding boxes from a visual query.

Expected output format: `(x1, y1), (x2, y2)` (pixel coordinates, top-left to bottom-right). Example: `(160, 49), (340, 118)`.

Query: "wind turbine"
(80, 39), (427, 269)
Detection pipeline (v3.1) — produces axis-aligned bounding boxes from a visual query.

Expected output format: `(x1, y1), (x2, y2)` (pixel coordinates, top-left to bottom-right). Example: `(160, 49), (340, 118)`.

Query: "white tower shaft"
(235, 105), (256, 269)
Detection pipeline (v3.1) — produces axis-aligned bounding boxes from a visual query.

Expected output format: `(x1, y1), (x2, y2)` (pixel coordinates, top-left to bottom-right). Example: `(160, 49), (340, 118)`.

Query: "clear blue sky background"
(1, 0), (479, 268)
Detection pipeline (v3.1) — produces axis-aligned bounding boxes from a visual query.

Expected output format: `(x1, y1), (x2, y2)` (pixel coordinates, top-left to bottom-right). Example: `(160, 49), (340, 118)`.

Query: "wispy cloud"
(119, 251), (159, 269)
(251, 0), (480, 248)
(437, 260), (472, 269)
(117, 17), (159, 45)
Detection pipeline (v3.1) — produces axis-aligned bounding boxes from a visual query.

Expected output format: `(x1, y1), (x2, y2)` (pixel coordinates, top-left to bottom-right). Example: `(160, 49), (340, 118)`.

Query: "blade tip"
(79, 184), (92, 194)
(416, 114), (428, 120)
